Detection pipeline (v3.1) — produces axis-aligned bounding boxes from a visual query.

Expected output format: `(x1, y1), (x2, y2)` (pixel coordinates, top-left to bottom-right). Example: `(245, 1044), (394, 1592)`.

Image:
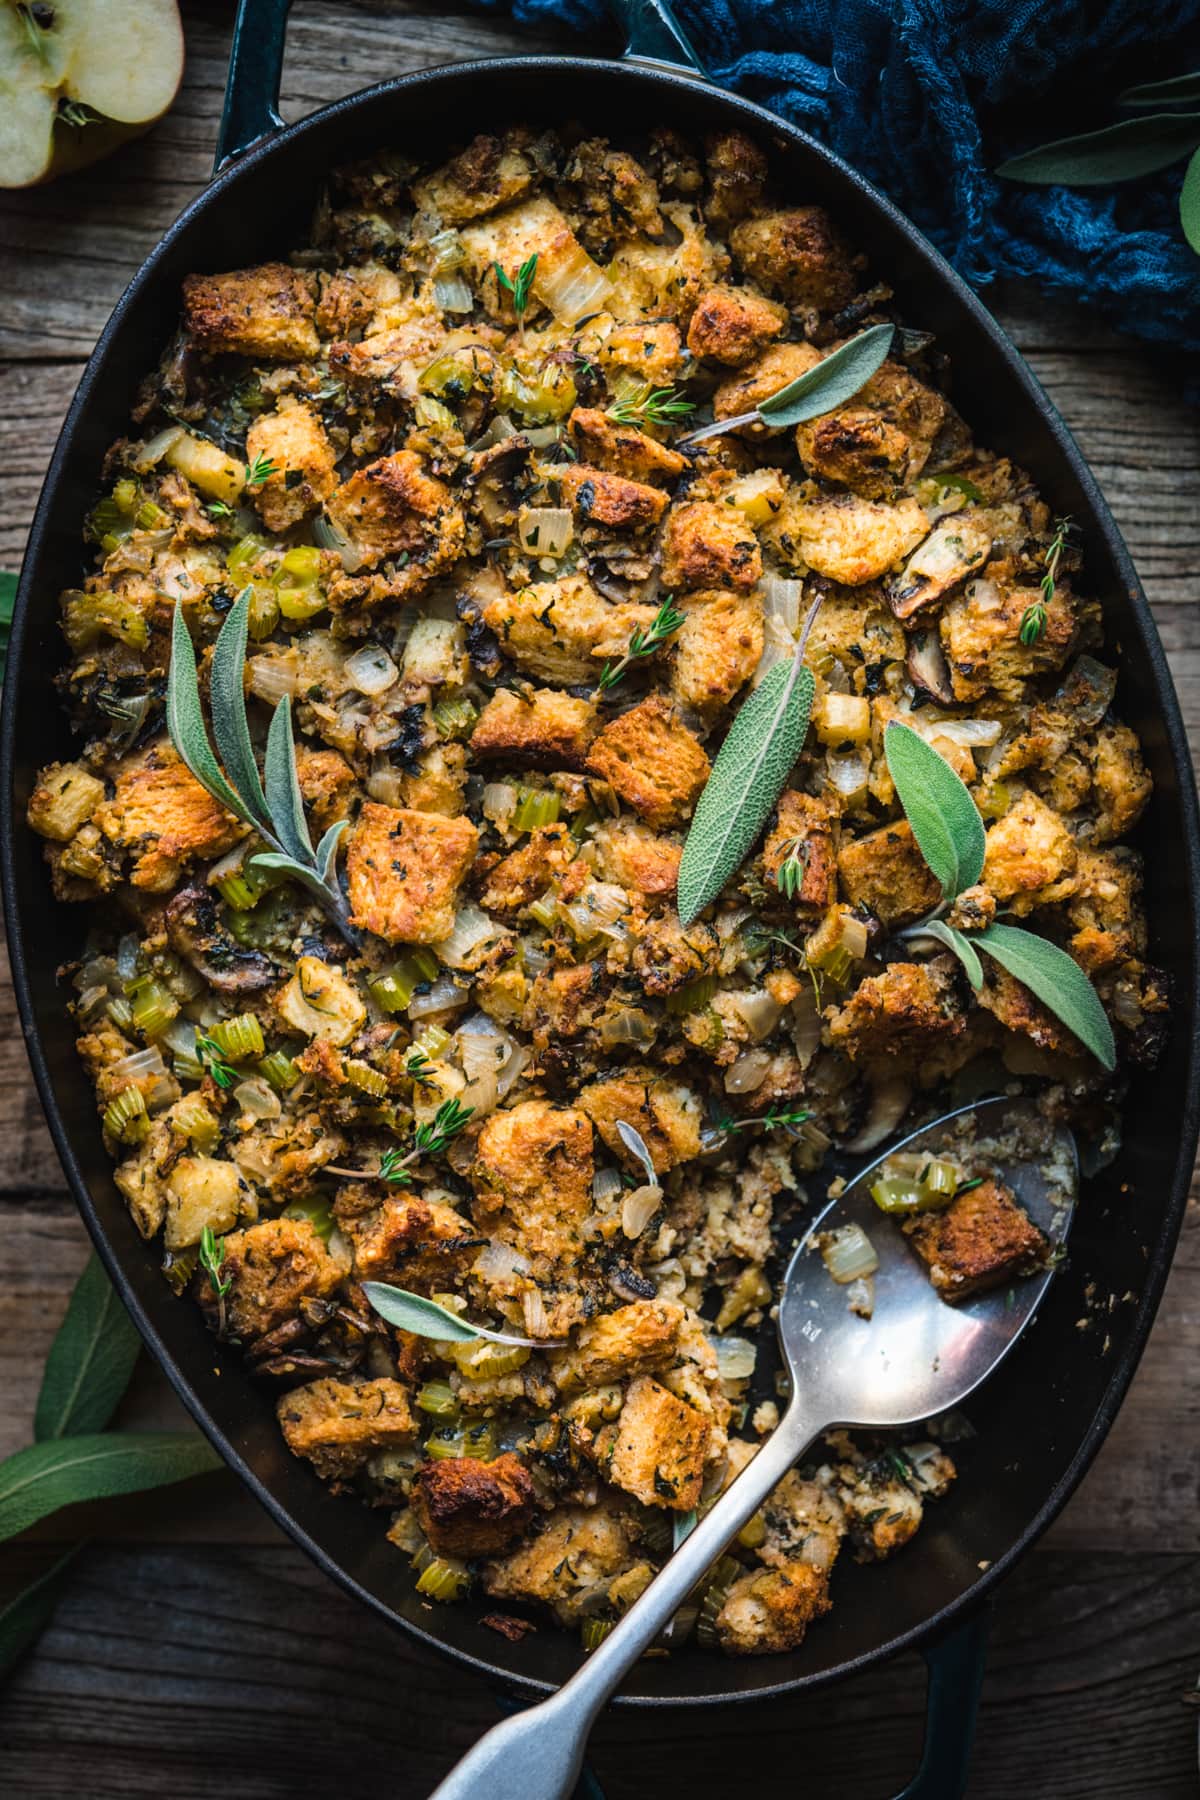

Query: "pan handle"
(893, 1607), (990, 1800)
(213, 0), (706, 173)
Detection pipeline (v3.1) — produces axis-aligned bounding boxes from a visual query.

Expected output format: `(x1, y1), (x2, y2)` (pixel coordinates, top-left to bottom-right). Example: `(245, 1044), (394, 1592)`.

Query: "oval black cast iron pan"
(3, 1), (1198, 1792)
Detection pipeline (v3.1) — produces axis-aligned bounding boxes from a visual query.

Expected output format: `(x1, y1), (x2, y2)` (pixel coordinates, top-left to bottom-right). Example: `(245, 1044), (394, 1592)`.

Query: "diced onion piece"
(788, 992), (822, 1069)
(821, 1223), (880, 1285)
(470, 413), (519, 451)
(233, 1076), (282, 1121)
(592, 1166), (623, 1203)
(460, 1070), (499, 1119)
(482, 782), (518, 825)
(435, 904), (504, 970)
(473, 1239), (532, 1284)
(344, 644), (399, 697)
(905, 712), (1002, 749)
(846, 1276), (875, 1319)
(429, 228), (467, 273)
(534, 237), (613, 323)
(825, 747), (872, 801)
(728, 988), (782, 1044)
(621, 1183), (663, 1239)
(247, 653), (300, 704)
(518, 506), (573, 559)
(403, 616), (465, 688)
(724, 1048), (772, 1095)
(522, 1288), (550, 1338)
(109, 1045), (169, 1087)
(131, 425), (183, 473)
(406, 974), (470, 1020)
(433, 274), (474, 314)
(599, 1009), (656, 1050)
(313, 512), (363, 574)
(711, 1334), (757, 1381)
(841, 1075), (912, 1152)
(760, 575), (803, 634)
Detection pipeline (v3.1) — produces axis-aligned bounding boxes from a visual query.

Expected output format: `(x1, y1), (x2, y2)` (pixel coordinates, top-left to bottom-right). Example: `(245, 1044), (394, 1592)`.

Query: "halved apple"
(0, 0), (184, 188)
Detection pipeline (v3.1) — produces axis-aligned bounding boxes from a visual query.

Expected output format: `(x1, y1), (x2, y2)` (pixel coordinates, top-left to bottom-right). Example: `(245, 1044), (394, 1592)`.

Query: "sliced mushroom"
(907, 626), (955, 704)
(165, 884), (279, 994)
(839, 1072), (912, 1152)
(887, 518), (992, 619)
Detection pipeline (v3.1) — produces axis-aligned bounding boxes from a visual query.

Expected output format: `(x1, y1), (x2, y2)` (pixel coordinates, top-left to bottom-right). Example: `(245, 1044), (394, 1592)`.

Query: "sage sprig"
(167, 592), (354, 941)
(679, 324), (895, 448)
(362, 1282), (566, 1349)
(677, 597), (823, 925)
(885, 722), (1116, 1070)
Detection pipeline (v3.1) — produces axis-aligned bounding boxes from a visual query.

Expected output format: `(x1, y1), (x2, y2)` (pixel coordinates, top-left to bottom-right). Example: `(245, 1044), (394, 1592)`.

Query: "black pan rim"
(4, 51), (1199, 1708)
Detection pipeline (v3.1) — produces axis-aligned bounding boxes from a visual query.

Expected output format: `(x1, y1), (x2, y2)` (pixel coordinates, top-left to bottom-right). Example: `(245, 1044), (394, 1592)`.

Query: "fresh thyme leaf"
(1019, 600), (1048, 645)
(413, 1097), (475, 1158)
(196, 1033), (237, 1091)
(996, 112), (1200, 185)
(244, 452), (278, 488)
(207, 500), (233, 518)
(377, 1147), (414, 1187)
(883, 723), (985, 899)
(361, 1282), (565, 1348)
(34, 1255), (140, 1442)
(1021, 515), (1072, 644)
(975, 923), (1116, 1070)
(931, 472), (984, 503)
(776, 838), (808, 902)
(597, 597), (685, 693)
(606, 385), (695, 428)
(679, 324), (895, 446)
(494, 253), (538, 323)
(198, 1225), (231, 1298)
(405, 1049), (436, 1088)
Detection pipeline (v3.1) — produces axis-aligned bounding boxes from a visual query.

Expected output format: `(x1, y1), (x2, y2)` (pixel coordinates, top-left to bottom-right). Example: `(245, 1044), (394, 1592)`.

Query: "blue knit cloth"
(476, 0), (1200, 353)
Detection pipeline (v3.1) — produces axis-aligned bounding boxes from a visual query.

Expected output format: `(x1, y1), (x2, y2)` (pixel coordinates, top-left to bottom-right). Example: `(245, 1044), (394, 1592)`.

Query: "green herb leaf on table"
(1118, 71), (1200, 114)
(995, 112), (1200, 186)
(677, 654), (816, 925)
(0, 1545), (82, 1682)
(1181, 146), (1200, 254)
(362, 1282), (566, 1349)
(34, 1254), (140, 1442)
(0, 1433), (222, 1544)
(679, 324), (895, 448)
(974, 922), (1116, 1070)
(0, 571), (16, 685)
(884, 722), (986, 898)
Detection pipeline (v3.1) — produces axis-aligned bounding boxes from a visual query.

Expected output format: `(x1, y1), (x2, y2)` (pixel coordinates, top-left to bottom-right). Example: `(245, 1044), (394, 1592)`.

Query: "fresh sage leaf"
(1181, 146), (1200, 253)
(166, 604), (255, 827)
(0, 1544), (81, 1680)
(34, 1255), (140, 1442)
(884, 723), (985, 899)
(362, 1282), (566, 1348)
(0, 571), (16, 686)
(908, 918), (984, 991)
(615, 1119), (657, 1184)
(976, 923), (1116, 1070)
(678, 656), (816, 925)
(209, 589), (270, 830)
(756, 323), (896, 427)
(316, 819), (349, 883)
(0, 1433), (222, 1542)
(264, 695), (314, 862)
(1118, 71), (1200, 114)
(996, 112), (1200, 186)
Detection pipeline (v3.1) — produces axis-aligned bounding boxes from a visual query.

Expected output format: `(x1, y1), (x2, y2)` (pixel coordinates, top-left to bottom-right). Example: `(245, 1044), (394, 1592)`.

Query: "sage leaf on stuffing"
(679, 323), (895, 446)
(884, 722), (985, 899)
(975, 923), (1116, 1070)
(362, 1282), (566, 1349)
(906, 917), (984, 992)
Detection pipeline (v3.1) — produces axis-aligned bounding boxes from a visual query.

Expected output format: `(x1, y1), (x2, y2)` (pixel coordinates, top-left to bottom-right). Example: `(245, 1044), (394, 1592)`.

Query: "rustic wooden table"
(2, 5), (1199, 1795)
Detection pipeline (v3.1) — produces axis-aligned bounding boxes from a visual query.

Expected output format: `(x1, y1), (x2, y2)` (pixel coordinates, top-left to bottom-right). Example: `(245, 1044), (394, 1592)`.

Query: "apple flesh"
(0, 0), (184, 188)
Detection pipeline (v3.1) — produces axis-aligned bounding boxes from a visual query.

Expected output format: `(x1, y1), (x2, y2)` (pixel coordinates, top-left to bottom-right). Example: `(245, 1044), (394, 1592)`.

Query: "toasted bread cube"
(940, 577), (1078, 703)
(477, 823), (577, 919)
(671, 588), (764, 717)
(704, 129), (768, 233)
(759, 1470), (847, 1574)
(827, 959), (964, 1063)
(327, 316), (448, 391)
(412, 132), (536, 225)
(589, 322), (686, 388)
(521, 962), (606, 1043)
(552, 1300), (685, 1392)
(411, 1453), (536, 1558)
(483, 1501), (641, 1623)
(795, 406), (914, 500)
(294, 745), (356, 832)
(459, 196), (604, 326)
(95, 744), (243, 893)
(277, 1377), (416, 1482)
(1089, 722), (1152, 846)
(812, 690), (871, 746)
(325, 449), (463, 575)
(715, 1561), (831, 1655)
(834, 1456), (924, 1561)
(346, 802), (478, 944)
(686, 283), (787, 366)
(471, 1099), (594, 1268)
(339, 1193), (481, 1289)
(764, 790), (838, 909)
(662, 501), (762, 593)
(218, 1217), (346, 1339)
(558, 465), (669, 531)
(28, 760), (104, 842)
(778, 493), (930, 586)
(976, 964), (1078, 1056)
(729, 207), (858, 311)
(607, 1375), (710, 1511)
(837, 820), (941, 929)
(567, 407), (686, 483)
(713, 343), (823, 436)
(593, 819), (682, 897)
(903, 1176), (1049, 1303)
(983, 790), (1077, 912)
(182, 262), (319, 360)
(483, 572), (658, 686)
(315, 263), (402, 340)
(164, 1155), (249, 1250)
(245, 401), (338, 531)
(470, 688), (598, 770)
(586, 694), (709, 830)
(577, 1068), (701, 1173)
(275, 954), (366, 1047)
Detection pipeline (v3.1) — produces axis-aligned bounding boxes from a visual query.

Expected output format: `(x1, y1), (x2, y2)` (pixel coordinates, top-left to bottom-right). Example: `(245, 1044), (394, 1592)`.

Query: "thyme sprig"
(329, 1099), (476, 1188)
(494, 253), (538, 333)
(597, 597), (685, 694)
(1020, 515), (1073, 645)
(198, 1225), (231, 1335)
(196, 1032), (237, 1091)
(713, 1105), (813, 1138)
(775, 839), (809, 902)
(244, 453), (279, 489)
(606, 385), (695, 428)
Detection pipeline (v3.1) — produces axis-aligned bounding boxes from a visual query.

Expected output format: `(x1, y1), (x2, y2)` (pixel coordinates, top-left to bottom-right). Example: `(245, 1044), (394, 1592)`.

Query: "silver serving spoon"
(430, 1096), (1077, 1800)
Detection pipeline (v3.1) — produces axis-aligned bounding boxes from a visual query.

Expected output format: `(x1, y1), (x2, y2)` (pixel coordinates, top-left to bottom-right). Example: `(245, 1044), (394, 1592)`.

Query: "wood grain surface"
(1, 4), (1198, 1794)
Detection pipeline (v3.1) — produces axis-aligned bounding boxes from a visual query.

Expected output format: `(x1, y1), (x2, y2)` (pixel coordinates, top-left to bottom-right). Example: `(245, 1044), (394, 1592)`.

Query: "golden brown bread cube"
(577, 1068), (701, 1173)
(836, 820), (942, 929)
(470, 689), (599, 770)
(606, 1374), (711, 1511)
(470, 1099), (594, 1269)
(715, 1561), (831, 1655)
(662, 501), (763, 593)
(412, 132), (536, 224)
(729, 207), (858, 311)
(686, 284), (787, 366)
(982, 789), (1078, 912)
(763, 790), (838, 909)
(484, 573), (658, 686)
(713, 343), (823, 435)
(477, 823), (577, 919)
(940, 576), (1078, 703)
(703, 129), (768, 233)
(776, 493), (929, 586)
(219, 1217), (347, 1341)
(483, 1502), (641, 1622)
(327, 318), (447, 390)
(592, 819), (682, 897)
(671, 588), (764, 717)
(558, 464), (670, 531)
(903, 1176), (1049, 1303)
(795, 405), (913, 499)
(520, 962), (606, 1045)
(346, 802), (479, 944)
(586, 694), (710, 830)
(1089, 721), (1152, 845)
(410, 1453), (537, 1558)
(568, 407), (687, 483)
(95, 744), (244, 893)
(277, 1377), (416, 1482)
(338, 1193), (482, 1289)
(325, 449), (464, 577)
(827, 959), (965, 1063)
(551, 1300), (685, 1392)
(27, 760), (106, 843)
(244, 402), (338, 531)
(975, 964), (1078, 1056)
(182, 262), (319, 360)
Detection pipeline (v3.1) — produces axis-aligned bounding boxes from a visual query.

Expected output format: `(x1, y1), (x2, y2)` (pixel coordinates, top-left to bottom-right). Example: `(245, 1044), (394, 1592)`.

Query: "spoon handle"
(429, 1397), (825, 1800)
